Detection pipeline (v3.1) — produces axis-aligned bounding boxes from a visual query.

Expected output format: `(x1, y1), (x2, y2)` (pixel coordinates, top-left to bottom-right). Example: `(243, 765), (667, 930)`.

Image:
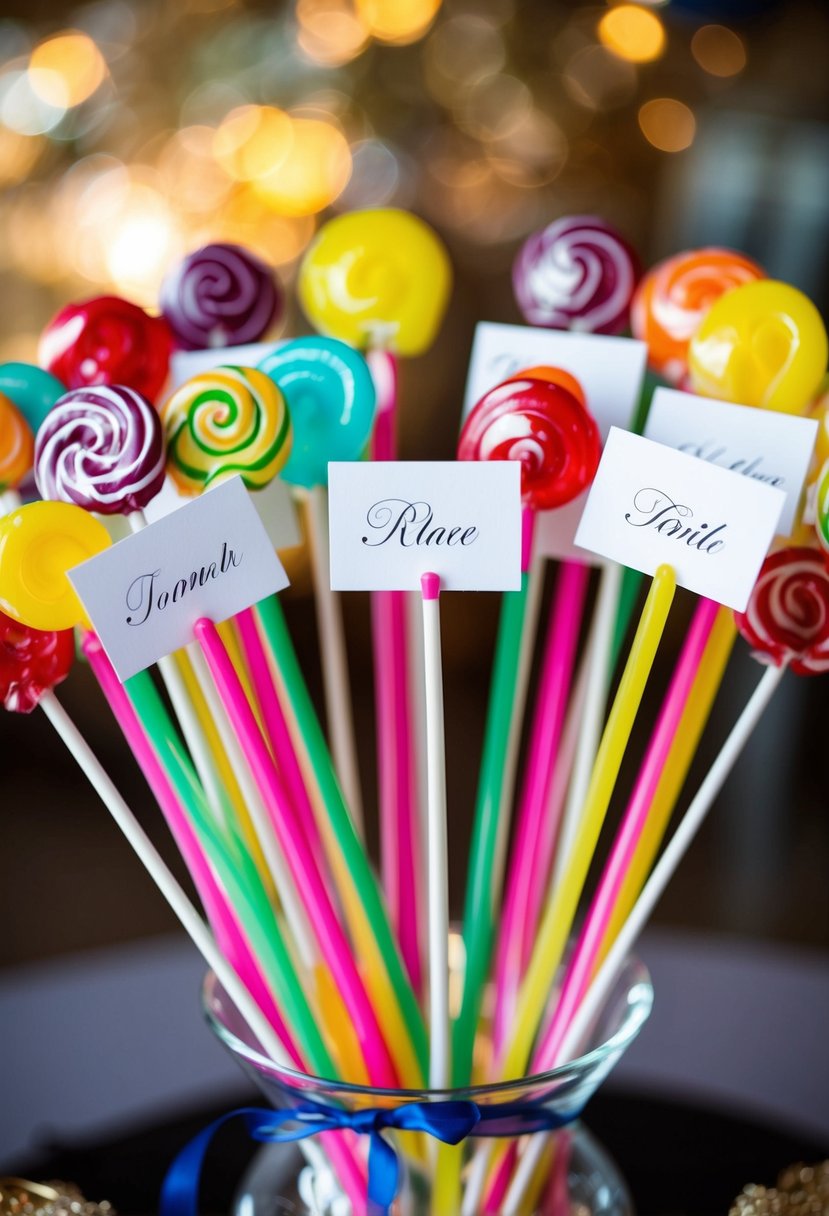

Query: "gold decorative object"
(730, 1160), (829, 1215)
(0, 1179), (114, 1216)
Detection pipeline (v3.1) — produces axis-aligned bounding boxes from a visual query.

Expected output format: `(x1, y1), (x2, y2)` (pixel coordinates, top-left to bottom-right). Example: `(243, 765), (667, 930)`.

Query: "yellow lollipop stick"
(500, 564), (676, 1083)
(595, 608), (736, 967)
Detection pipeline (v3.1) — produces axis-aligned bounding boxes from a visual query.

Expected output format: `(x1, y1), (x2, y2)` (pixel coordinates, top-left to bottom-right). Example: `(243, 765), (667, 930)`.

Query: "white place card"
(143, 474), (302, 551)
(574, 428), (786, 612)
(169, 340), (284, 388)
(328, 461), (522, 592)
(463, 322), (647, 564)
(70, 477), (289, 681)
(644, 388), (817, 536)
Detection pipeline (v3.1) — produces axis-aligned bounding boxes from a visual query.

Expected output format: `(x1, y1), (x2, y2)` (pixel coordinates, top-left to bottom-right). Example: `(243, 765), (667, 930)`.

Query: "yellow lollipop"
(0, 500), (110, 631)
(688, 280), (828, 414)
(297, 208), (452, 356)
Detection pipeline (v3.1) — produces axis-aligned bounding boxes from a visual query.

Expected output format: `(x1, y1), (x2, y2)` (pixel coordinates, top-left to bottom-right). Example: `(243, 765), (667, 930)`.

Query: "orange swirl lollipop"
(0, 392), (34, 491)
(631, 248), (765, 384)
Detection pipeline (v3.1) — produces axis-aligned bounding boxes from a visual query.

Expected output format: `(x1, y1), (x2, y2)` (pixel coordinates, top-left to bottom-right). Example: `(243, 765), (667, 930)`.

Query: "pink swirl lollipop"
(160, 243), (282, 350)
(35, 385), (166, 515)
(512, 216), (640, 335)
(458, 375), (601, 510)
(735, 547), (829, 675)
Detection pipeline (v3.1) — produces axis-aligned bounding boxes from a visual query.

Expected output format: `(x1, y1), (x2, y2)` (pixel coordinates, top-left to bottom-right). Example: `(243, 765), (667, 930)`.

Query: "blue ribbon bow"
(161, 1097), (579, 1216)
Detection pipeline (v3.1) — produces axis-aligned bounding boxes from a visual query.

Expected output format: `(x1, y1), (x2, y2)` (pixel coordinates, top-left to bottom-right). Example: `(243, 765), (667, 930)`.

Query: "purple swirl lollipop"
(160, 243), (282, 350)
(35, 385), (166, 515)
(512, 215), (640, 336)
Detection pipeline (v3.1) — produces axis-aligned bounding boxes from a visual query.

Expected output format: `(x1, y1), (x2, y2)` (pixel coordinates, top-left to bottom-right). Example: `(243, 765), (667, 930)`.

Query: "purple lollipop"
(35, 385), (166, 515)
(512, 215), (640, 336)
(160, 243), (282, 350)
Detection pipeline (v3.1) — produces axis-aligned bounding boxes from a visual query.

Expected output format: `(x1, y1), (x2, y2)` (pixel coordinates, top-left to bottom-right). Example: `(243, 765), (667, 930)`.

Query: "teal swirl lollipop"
(0, 363), (66, 434)
(257, 337), (376, 488)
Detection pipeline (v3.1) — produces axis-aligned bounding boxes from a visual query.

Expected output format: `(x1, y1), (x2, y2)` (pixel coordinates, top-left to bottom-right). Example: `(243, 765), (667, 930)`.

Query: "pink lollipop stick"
(492, 560), (589, 1056)
(84, 635), (299, 1063)
(195, 616), (400, 1089)
(533, 597), (720, 1070)
(368, 348), (423, 996)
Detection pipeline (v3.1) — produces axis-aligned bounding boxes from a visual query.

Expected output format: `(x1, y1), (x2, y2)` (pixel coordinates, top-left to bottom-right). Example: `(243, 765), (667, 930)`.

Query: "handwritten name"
(677, 440), (785, 488)
(126, 541), (242, 626)
(625, 488), (726, 553)
(361, 499), (479, 548)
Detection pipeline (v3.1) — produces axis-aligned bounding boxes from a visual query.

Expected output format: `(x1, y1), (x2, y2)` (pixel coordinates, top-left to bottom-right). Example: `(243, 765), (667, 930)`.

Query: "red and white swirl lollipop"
(735, 547), (829, 675)
(34, 385), (166, 515)
(160, 243), (282, 350)
(512, 216), (640, 336)
(458, 374), (600, 510)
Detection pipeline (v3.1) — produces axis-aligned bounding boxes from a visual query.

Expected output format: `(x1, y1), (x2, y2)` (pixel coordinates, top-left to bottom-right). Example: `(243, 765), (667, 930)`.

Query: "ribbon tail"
(366, 1128), (401, 1216)
(160, 1108), (264, 1216)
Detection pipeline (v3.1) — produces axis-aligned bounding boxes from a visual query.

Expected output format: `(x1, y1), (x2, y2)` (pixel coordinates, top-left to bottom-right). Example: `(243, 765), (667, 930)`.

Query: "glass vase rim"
(201, 954), (653, 1101)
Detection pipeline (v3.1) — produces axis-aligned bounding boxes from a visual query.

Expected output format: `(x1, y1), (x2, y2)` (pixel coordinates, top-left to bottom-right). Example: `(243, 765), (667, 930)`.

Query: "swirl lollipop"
(39, 295), (173, 402)
(0, 500), (110, 631)
(504, 365), (586, 407)
(0, 393), (34, 492)
(258, 337), (376, 488)
(512, 215), (640, 336)
(35, 385), (166, 515)
(161, 365), (291, 495)
(688, 281), (828, 414)
(297, 208), (452, 356)
(458, 375), (601, 510)
(160, 243), (282, 350)
(735, 547), (829, 675)
(0, 609), (75, 713)
(631, 248), (765, 384)
(0, 362), (66, 433)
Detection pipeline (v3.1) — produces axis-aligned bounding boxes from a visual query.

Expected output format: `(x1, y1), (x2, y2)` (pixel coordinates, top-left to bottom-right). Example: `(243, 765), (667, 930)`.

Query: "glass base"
(233, 1123), (633, 1216)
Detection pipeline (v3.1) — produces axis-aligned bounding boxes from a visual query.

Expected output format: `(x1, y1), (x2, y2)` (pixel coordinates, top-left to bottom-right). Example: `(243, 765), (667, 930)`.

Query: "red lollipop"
(458, 376), (600, 510)
(0, 609), (75, 713)
(735, 547), (829, 676)
(39, 295), (173, 403)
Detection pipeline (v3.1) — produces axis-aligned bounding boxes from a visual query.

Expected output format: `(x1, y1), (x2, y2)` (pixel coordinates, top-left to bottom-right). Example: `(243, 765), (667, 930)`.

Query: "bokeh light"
(213, 105), (294, 183)
(638, 97), (696, 152)
(598, 5), (665, 64)
(296, 0), (369, 66)
(29, 31), (107, 108)
(691, 25), (747, 77)
(251, 116), (352, 216)
(0, 126), (42, 185)
(563, 44), (637, 111)
(355, 0), (442, 46)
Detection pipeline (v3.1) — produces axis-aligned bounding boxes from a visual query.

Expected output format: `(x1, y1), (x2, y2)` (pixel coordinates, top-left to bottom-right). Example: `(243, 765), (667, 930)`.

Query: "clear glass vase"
(203, 955), (651, 1216)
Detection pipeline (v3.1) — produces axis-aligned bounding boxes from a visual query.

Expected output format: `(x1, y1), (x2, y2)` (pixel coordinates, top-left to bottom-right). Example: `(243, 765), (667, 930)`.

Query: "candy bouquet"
(1, 212), (828, 1216)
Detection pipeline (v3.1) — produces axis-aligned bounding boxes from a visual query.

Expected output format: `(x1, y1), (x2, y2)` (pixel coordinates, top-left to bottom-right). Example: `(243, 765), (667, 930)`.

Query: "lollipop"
(512, 215), (640, 336)
(161, 365), (291, 495)
(39, 295), (173, 402)
(0, 500), (110, 631)
(0, 393), (34, 491)
(34, 385), (166, 516)
(504, 365), (586, 407)
(458, 375), (601, 510)
(160, 243), (282, 350)
(297, 208), (452, 356)
(0, 362), (66, 433)
(258, 337), (376, 488)
(735, 547), (829, 675)
(688, 280), (828, 414)
(630, 248), (765, 384)
(0, 609), (75, 713)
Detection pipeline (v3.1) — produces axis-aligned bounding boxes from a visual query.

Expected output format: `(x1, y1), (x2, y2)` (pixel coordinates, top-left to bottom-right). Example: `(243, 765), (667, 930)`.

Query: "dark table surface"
(8, 1088), (828, 1216)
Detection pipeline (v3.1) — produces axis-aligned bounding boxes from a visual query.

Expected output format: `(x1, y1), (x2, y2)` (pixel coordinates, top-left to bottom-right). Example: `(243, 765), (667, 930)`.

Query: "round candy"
(0, 393), (34, 491)
(161, 365), (291, 495)
(458, 376), (601, 510)
(258, 337), (376, 489)
(0, 610), (75, 713)
(505, 365), (586, 407)
(688, 280), (828, 414)
(0, 362), (66, 433)
(512, 215), (640, 336)
(735, 547), (829, 675)
(0, 500), (110, 631)
(35, 385), (166, 516)
(160, 243), (282, 351)
(39, 295), (173, 403)
(297, 208), (452, 356)
(630, 248), (765, 384)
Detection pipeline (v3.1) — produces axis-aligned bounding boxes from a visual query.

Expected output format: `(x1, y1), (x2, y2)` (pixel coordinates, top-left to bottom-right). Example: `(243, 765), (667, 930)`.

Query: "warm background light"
(296, 0), (369, 66)
(598, 5), (665, 64)
(356, 0), (442, 46)
(691, 24), (747, 77)
(29, 31), (106, 108)
(638, 97), (696, 152)
(251, 116), (352, 216)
